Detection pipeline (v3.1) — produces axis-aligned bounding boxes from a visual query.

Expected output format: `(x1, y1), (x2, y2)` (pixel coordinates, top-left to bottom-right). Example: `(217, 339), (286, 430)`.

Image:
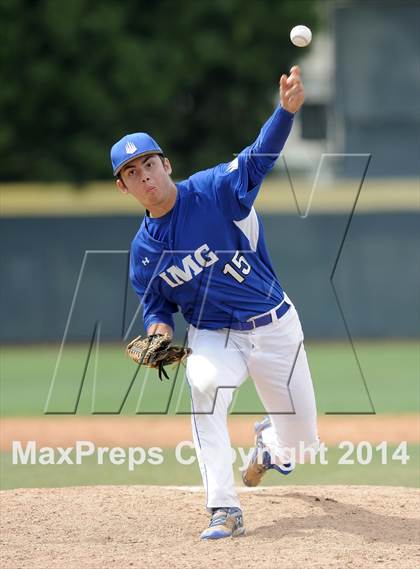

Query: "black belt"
(229, 301), (291, 331)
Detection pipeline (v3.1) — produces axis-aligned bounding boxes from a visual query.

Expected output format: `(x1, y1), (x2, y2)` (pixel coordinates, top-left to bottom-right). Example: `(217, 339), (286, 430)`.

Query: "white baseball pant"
(186, 297), (319, 510)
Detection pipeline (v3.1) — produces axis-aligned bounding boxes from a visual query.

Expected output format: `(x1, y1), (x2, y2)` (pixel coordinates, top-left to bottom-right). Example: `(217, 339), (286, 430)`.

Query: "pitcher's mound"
(1, 485), (419, 568)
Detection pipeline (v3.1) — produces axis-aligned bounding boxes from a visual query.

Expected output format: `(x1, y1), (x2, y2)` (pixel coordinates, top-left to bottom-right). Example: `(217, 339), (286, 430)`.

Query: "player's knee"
(187, 354), (219, 396)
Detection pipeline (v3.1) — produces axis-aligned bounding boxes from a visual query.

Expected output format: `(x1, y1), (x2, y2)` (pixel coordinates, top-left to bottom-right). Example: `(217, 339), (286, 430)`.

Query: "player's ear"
(163, 157), (172, 176)
(116, 177), (128, 194)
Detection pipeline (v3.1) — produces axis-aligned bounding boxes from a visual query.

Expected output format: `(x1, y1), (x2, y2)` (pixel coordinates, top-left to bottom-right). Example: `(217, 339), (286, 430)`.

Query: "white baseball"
(290, 25), (312, 48)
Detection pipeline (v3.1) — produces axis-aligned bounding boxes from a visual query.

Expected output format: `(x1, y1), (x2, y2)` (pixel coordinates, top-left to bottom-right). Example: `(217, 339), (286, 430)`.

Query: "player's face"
(116, 154), (175, 208)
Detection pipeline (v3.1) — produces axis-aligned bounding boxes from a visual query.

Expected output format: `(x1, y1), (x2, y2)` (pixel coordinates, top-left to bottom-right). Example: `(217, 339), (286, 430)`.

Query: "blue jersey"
(130, 106), (294, 331)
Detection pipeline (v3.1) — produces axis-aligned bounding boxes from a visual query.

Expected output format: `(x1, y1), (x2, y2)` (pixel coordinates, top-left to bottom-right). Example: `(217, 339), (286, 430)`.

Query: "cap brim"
(113, 150), (164, 176)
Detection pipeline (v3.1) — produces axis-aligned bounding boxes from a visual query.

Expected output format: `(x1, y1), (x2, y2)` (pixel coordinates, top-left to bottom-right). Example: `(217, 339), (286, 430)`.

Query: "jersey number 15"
(223, 250), (251, 283)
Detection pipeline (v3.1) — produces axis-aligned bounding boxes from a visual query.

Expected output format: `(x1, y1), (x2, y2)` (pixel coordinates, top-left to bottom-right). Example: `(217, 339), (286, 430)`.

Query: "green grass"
(1, 341), (419, 416)
(1, 445), (418, 490)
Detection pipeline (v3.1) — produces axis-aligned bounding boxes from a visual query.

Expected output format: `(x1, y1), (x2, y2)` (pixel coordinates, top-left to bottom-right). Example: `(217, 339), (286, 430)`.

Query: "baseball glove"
(126, 333), (192, 380)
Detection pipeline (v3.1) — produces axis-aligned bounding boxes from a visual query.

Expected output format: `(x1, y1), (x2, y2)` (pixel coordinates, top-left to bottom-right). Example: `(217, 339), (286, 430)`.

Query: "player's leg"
(186, 325), (249, 511)
(247, 303), (319, 470)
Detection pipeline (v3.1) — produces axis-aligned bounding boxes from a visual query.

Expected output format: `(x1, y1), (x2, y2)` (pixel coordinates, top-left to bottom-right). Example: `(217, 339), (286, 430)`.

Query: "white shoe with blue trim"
(200, 507), (245, 540)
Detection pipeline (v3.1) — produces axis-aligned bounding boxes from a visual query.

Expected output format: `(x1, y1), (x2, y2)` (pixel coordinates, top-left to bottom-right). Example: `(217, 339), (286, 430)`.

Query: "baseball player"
(111, 65), (319, 540)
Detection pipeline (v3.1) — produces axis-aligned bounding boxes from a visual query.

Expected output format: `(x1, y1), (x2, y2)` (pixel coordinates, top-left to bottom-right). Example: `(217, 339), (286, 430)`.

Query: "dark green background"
(0, 0), (318, 182)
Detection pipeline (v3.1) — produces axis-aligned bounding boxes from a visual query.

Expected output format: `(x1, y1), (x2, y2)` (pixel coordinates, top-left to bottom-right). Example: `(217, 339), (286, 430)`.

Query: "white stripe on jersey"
(233, 207), (259, 252)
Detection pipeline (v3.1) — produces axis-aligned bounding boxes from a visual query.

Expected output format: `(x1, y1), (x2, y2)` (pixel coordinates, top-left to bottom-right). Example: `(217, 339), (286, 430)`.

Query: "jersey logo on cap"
(125, 141), (137, 154)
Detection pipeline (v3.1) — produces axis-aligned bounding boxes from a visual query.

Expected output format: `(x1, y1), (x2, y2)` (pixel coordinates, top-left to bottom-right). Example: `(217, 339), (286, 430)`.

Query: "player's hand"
(279, 65), (304, 114)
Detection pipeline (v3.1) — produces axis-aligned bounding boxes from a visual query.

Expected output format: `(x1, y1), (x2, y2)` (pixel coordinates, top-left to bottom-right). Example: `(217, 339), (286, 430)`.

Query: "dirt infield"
(1, 414), (418, 451)
(1, 485), (419, 568)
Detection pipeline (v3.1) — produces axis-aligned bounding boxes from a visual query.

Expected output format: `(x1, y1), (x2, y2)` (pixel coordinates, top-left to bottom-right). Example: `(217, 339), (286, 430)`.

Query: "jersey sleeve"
(129, 249), (178, 333)
(212, 106), (294, 219)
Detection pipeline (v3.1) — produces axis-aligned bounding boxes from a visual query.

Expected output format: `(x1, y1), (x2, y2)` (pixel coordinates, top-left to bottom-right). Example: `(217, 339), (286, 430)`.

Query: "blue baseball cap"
(110, 132), (163, 176)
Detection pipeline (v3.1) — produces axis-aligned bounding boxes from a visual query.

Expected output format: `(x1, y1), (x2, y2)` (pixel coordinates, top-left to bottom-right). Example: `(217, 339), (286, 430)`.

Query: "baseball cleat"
(200, 507), (245, 540)
(242, 416), (293, 487)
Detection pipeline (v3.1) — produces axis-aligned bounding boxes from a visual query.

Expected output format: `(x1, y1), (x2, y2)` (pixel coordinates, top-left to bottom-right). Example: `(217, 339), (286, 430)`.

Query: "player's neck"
(148, 183), (178, 218)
